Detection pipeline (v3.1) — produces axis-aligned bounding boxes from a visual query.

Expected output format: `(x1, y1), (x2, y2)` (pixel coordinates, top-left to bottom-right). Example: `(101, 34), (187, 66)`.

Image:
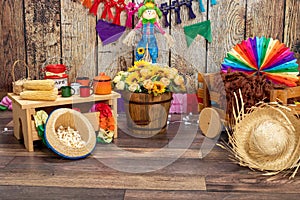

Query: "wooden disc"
(199, 108), (222, 138)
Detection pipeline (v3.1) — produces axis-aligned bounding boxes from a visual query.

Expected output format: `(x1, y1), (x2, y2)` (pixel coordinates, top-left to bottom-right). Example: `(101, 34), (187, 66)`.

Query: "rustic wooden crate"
(270, 86), (300, 114)
(197, 73), (227, 120)
(197, 73), (228, 138)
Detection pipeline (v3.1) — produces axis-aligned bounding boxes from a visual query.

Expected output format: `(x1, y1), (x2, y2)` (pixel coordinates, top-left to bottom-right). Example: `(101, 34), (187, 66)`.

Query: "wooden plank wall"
(0, 0), (299, 92)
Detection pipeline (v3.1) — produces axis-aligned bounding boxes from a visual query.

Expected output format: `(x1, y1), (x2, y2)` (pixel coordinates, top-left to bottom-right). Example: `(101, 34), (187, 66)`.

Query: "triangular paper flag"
(96, 20), (126, 45)
(183, 20), (212, 47)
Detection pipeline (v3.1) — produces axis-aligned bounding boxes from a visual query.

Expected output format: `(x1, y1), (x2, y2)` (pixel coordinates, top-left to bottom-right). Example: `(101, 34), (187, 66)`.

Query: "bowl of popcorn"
(44, 108), (97, 159)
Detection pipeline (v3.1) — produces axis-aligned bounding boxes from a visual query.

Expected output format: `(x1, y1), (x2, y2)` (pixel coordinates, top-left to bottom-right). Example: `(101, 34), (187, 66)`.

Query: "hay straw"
(220, 91), (300, 179)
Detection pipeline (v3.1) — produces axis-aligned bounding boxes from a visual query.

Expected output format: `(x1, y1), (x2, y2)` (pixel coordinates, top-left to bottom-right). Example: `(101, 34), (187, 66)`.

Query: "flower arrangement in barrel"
(113, 60), (186, 96)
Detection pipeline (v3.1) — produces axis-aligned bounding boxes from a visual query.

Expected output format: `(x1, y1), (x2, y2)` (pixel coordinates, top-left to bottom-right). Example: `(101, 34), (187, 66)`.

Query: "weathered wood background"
(0, 0), (299, 92)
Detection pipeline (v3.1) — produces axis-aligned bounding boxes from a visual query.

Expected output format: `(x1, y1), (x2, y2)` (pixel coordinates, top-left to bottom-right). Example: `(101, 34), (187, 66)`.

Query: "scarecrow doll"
(123, 0), (174, 63)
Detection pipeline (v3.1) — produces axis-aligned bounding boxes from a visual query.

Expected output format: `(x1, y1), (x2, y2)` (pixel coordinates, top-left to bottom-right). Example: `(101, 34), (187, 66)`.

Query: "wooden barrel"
(123, 92), (172, 136)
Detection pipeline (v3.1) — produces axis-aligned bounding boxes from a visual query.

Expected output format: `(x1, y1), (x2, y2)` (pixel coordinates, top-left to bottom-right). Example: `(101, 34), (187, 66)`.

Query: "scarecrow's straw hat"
(45, 108), (96, 159)
(222, 92), (300, 178)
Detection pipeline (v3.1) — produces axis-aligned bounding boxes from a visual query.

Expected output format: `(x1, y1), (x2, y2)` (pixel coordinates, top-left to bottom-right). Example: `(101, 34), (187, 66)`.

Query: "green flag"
(183, 20), (212, 47)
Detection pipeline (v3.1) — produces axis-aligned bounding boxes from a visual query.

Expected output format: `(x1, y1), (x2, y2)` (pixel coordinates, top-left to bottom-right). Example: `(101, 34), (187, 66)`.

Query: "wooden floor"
(0, 110), (300, 200)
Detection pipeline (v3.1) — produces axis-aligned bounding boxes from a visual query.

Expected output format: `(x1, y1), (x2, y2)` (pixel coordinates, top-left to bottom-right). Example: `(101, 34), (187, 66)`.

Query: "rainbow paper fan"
(221, 36), (299, 86)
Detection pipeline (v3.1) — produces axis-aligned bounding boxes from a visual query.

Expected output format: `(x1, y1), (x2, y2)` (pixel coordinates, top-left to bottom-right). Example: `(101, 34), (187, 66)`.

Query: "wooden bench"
(8, 91), (121, 152)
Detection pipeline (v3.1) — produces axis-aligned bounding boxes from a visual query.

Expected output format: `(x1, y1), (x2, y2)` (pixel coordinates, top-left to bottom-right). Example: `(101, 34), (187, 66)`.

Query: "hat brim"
(231, 106), (300, 172)
(44, 108), (97, 159)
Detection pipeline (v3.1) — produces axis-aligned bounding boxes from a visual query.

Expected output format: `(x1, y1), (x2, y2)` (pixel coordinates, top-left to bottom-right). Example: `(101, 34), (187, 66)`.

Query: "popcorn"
(55, 126), (86, 148)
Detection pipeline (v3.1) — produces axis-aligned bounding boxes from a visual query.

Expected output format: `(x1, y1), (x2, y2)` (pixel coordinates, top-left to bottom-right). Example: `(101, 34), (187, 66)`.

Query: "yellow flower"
(137, 48), (145, 55)
(134, 60), (151, 68)
(128, 60), (150, 72)
(152, 81), (166, 95)
(125, 72), (140, 85)
(128, 65), (138, 72)
(151, 65), (165, 76)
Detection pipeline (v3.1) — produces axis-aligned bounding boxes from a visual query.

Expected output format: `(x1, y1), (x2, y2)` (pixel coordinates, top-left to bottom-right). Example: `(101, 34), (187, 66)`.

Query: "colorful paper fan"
(221, 36), (299, 86)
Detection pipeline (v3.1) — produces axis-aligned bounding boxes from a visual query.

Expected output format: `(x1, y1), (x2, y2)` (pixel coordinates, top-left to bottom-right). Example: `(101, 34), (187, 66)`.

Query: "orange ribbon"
(82, 0), (92, 8)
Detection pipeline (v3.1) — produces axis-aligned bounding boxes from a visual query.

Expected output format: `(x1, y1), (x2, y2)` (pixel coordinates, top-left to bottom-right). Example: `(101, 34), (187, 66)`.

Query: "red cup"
(80, 86), (94, 97)
(76, 77), (90, 86)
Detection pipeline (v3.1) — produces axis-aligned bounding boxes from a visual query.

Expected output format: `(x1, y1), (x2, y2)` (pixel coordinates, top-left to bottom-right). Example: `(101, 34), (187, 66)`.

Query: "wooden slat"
(198, 73), (205, 82)
(7, 91), (120, 109)
(31, 121), (40, 141)
(198, 103), (204, 112)
(0, 1), (26, 92)
(24, 0), (61, 80)
(246, 0), (285, 40)
(206, 174), (300, 193)
(286, 86), (300, 98)
(207, 0), (246, 73)
(0, 157), (15, 169)
(0, 170), (206, 191)
(124, 190), (300, 200)
(270, 86), (300, 104)
(197, 89), (204, 98)
(0, 186), (125, 200)
(284, 0), (300, 48)
(60, 0), (97, 82)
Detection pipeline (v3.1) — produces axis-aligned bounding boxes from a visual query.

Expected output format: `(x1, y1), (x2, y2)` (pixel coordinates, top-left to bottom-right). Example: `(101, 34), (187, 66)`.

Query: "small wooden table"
(8, 92), (121, 152)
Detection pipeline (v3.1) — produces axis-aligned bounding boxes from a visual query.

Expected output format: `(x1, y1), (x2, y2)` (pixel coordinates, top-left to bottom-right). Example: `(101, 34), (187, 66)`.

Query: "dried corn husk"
(23, 80), (55, 91)
(20, 88), (58, 101)
(219, 90), (300, 179)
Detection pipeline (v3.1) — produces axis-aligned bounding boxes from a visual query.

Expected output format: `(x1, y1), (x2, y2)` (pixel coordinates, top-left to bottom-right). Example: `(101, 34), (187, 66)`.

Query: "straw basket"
(226, 101), (300, 177)
(123, 92), (172, 136)
(12, 60), (30, 95)
(44, 108), (96, 159)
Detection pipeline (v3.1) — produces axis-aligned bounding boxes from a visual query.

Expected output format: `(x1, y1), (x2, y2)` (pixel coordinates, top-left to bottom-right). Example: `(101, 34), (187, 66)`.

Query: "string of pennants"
(160, 0), (217, 27)
(80, 0), (217, 45)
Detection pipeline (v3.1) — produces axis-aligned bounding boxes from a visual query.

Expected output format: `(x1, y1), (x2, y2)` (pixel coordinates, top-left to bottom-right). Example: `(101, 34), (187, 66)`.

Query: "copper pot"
(93, 72), (112, 95)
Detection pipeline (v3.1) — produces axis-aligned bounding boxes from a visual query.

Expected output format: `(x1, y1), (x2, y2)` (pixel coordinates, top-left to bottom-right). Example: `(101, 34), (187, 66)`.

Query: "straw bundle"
(44, 108), (96, 159)
(221, 91), (300, 178)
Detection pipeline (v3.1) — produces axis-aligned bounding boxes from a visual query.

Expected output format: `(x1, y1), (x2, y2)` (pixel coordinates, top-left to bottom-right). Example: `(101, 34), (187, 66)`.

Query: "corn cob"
(20, 88), (58, 101)
(23, 80), (55, 91)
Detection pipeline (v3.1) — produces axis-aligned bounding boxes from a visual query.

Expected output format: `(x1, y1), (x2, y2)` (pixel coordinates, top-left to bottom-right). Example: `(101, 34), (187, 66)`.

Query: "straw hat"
(224, 94), (300, 177)
(44, 108), (97, 159)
